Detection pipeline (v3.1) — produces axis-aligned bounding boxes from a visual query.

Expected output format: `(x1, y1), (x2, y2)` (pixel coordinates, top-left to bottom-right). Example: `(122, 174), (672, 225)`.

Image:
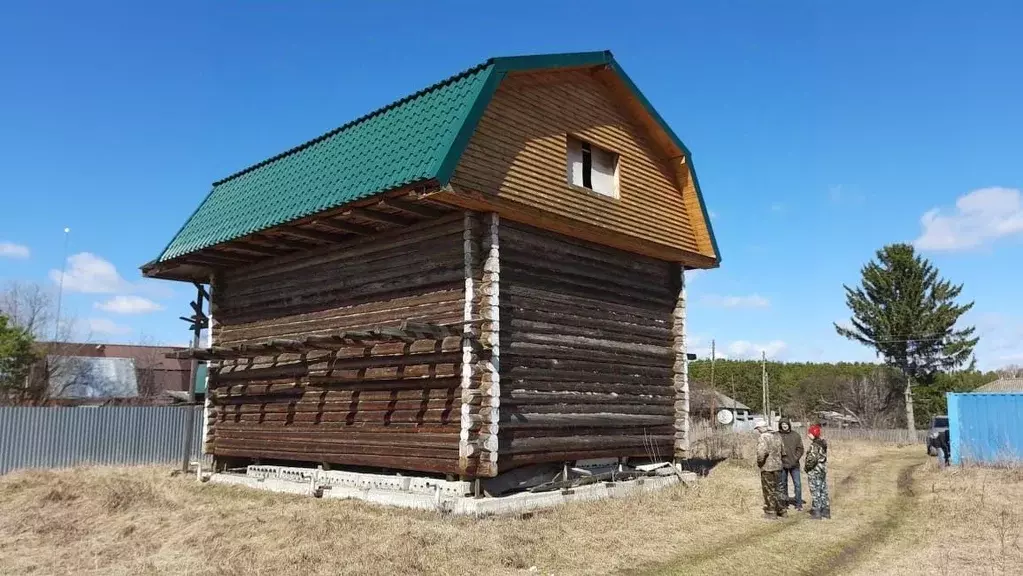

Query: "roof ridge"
(211, 57), (496, 187)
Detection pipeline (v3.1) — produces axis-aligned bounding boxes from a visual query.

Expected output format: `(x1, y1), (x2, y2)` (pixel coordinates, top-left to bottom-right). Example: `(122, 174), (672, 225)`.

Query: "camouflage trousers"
(807, 468), (830, 516)
(760, 471), (785, 515)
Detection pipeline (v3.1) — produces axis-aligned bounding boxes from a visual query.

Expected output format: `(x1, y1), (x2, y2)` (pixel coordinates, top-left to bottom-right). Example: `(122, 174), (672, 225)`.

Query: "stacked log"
(497, 222), (676, 469)
(205, 216), (467, 475)
(459, 213), (501, 477)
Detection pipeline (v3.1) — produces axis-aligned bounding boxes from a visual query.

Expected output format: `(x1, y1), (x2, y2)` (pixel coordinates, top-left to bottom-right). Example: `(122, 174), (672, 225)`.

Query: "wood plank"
(310, 218), (377, 236)
(211, 447), (460, 474)
(377, 199), (446, 219)
(344, 207), (413, 227)
(280, 226), (352, 243)
(441, 67), (718, 265)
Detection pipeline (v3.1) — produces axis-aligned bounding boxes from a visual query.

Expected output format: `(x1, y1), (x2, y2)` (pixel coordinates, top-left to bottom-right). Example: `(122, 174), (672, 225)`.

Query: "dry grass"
(844, 462), (1023, 576)
(0, 439), (1019, 576)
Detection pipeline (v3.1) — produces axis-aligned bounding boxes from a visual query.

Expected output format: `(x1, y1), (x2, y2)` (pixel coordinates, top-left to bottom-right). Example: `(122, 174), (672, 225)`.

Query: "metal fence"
(948, 393), (1023, 466)
(0, 406), (206, 475)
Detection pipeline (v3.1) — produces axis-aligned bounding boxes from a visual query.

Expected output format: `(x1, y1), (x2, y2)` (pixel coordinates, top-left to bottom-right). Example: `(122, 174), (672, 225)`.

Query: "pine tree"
(835, 243), (978, 431)
(0, 314), (39, 404)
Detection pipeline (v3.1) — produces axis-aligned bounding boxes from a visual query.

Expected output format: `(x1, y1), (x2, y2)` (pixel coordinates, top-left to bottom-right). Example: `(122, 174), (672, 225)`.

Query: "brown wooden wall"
(206, 215), (468, 475)
(498, 221), (678, 470)
(451, 68), (707, 259)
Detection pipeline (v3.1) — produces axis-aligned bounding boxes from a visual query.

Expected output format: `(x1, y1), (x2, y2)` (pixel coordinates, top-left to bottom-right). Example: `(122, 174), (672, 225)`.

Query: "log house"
(143, 51), (720, 481)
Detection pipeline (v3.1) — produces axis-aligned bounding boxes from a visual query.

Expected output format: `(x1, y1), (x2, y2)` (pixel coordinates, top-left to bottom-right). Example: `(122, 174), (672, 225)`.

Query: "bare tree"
(786, 367), (904, 429)
(132, 334), (169, 398)
(1, 281), (55, 338)
(996, 364), (1023, 379)
(0, 281), (86, 404)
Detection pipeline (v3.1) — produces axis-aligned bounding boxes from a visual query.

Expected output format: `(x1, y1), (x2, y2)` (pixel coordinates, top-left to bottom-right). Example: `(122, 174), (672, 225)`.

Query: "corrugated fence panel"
(948, 393), (1023, 466)
(0, 406), (208, 475)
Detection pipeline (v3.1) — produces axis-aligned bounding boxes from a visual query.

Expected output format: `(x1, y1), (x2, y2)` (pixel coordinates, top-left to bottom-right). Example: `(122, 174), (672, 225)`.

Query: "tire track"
(640, 453), (890, 575)
(816, 461), (923, 575)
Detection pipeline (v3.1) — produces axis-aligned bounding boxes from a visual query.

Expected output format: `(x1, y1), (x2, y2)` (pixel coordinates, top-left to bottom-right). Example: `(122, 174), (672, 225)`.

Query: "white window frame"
(566, 136), (620, 199)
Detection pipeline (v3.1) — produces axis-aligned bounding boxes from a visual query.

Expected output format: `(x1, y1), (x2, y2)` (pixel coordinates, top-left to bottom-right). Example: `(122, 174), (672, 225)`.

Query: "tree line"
(688, 358), (997, 428)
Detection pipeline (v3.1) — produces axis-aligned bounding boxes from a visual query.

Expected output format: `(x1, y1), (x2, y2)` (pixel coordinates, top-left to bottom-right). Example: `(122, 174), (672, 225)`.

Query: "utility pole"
(731, 374), (737, 430)
(53, 227), (70, 341)
(761, 350), (769, 427)
(710, 339), (716, 420)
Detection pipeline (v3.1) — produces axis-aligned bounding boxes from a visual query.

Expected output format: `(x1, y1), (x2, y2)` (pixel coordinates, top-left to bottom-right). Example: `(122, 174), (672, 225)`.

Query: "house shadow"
(679, 457), (728, 477)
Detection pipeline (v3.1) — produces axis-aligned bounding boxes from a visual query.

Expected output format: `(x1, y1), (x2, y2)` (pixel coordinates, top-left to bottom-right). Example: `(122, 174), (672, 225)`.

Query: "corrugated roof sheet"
(975, 378), (1023, 393)
(153, 50), (721, 264)
(158, 62), (495, 261)
(47, 356), (139, 399)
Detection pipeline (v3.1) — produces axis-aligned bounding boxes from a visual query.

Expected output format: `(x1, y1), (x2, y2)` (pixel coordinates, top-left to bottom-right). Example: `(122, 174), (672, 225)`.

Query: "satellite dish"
(716, 409), (734, 425)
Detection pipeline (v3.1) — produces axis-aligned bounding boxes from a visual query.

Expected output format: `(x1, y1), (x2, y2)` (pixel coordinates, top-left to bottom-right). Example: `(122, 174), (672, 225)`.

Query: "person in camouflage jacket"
(754, 419), (786, 518)
(804, 424), (830, 519)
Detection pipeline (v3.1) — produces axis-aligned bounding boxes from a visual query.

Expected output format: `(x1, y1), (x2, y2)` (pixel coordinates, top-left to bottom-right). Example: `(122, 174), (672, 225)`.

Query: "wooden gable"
(445, 67), (716, 267)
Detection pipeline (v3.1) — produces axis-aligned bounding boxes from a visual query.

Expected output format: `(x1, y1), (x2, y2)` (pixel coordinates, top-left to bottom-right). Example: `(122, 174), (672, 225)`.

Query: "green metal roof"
(155, 51), (720, 264)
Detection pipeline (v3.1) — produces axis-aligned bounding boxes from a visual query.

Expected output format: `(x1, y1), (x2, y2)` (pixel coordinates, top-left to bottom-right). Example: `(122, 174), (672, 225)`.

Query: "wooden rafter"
(376, 198), (446, 219)
(182, 253), (255, 267)
(280, 226), (351, 243)
(344, 207), (412, 227)
(251, 234), (316, 251)
(311, 218), (377, 236)
(216, 243), (289, 257)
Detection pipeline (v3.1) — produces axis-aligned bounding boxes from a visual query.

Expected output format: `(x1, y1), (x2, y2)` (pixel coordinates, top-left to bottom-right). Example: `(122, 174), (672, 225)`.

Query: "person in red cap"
(803, 424), (830, 519)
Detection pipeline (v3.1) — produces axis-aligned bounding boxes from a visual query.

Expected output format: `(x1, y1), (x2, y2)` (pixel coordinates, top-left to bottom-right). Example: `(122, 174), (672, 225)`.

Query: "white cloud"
(708, 210), (718, 220)
(94, 295), (164, 315)
(87, 318), (132, 336)
(914, 187), (1023, 251)
(0, 242), (30, 258)
(701, 294), (770, 309)
(727, 340), (788, 360)
(50, 252), (129, 293)
(770, 203), (785, 213)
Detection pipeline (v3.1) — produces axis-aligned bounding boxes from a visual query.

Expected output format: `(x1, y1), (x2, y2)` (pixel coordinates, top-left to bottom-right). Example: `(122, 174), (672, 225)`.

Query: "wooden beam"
(180, 255), (245, 268)
(194, 283), (211, 301)
(280, 226), (351, 243)
(215, 243), (288, 258)
(251, 235), (316, 251)
(433, 186), (719, 269)
(311, 218), (377, 236)
(344, 207), (412, 227)
(377, 199), (446, 219)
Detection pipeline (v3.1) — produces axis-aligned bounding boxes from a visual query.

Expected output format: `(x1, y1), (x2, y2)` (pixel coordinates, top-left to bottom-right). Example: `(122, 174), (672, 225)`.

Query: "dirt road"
(646, 448), (929, 576)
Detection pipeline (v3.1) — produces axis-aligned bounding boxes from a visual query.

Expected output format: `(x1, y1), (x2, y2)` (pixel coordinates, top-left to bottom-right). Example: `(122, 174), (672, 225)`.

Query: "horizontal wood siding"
(498, 221), (677, 469)
(452, 68), (703, 257)
(206, 217), (466, 475)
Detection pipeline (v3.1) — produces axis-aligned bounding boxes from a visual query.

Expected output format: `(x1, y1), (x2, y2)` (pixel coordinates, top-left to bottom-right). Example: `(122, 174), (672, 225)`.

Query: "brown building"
(143, 51), (720, 480)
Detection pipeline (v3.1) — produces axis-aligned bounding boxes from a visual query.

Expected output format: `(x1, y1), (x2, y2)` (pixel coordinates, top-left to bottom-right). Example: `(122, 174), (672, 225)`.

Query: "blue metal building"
(947, 392), (1023, 465)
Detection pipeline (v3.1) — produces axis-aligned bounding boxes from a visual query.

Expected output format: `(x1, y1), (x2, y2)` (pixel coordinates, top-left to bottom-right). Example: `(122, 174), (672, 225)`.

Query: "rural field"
(0, 439), (1020, 576)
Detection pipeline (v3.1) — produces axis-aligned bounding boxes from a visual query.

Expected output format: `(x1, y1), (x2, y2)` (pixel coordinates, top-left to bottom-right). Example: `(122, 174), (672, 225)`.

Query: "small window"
(567, 137), (619, 198)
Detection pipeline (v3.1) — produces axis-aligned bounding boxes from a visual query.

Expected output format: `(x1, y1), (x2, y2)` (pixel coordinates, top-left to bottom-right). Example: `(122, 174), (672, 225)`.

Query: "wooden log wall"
(498, 221), (679, 470)
(672, 269), (690, 459)
(459, 213), (500, 477)
(205, 215), (468, 475)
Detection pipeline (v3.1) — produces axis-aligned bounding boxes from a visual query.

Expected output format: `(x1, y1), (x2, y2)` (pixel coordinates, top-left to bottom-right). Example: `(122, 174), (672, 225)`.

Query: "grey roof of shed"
(47, 356), (139, 398)
(975, 378), (1023, 393)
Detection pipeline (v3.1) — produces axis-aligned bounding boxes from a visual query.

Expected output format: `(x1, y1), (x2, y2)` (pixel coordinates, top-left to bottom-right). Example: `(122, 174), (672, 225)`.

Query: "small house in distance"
(143, 51), (720, 482)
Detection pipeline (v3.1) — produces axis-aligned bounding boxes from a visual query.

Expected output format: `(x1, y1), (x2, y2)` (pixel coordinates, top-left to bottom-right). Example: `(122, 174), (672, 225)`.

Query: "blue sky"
(1, 1), (1020, 368)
